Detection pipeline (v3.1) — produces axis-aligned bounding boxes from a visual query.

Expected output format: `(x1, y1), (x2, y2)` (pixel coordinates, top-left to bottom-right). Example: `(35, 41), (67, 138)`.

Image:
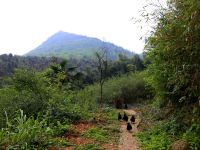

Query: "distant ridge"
(25, 31), (134, 60)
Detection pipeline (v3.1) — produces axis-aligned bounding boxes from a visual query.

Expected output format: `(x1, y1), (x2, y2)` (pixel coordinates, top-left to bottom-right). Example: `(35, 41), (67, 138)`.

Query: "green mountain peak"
(25, 31), (134, 60)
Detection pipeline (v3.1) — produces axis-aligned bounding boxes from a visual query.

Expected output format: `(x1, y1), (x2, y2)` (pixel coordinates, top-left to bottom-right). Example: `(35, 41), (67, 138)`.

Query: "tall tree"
(95, 49), (108, 106)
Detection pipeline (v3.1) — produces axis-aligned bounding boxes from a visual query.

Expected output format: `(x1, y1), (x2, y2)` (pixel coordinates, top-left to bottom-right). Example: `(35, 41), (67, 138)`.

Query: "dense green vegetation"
(146, 0), (200, 106)
(0, 64), (94, 149)
(79, 72), (152, 106)
(136, 0), (200, 149)
(1, 0), (200, 149)
(25, 31), (134, 60)
(0, 53), (145, 149)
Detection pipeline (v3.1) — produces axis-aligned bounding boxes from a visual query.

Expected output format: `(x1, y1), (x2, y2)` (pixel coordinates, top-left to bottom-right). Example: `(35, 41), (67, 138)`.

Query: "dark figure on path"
(123, 112), (128, 122)
(118, 112), (122, 120)
(127, 122), (132, 131)
(130, 115), (136, 123)
(124, 103), (128, 109)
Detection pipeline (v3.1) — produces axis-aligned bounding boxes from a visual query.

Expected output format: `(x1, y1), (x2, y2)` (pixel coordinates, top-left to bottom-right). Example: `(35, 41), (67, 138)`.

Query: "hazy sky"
(0, 0), (165, 55)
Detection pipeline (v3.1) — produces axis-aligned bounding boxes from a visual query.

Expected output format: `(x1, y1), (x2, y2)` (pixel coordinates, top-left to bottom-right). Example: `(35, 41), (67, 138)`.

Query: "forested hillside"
(25, 31), (134, 60)
(0, 54), (52, 77)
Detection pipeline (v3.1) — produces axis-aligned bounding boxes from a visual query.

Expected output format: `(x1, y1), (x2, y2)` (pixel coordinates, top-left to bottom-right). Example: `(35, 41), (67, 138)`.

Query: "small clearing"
(64, 122), (94, 146)
(62, 109), (119, 150)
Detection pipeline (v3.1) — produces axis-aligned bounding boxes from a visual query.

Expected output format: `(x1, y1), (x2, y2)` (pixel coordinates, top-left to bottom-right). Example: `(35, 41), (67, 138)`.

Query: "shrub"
(183, 123), (200, 150)
(81, 72), (152, 105)
(46, 90), (83, 124)
(51, 121), (70, 136)
(0, 69), (50, 128)
(136, 123), (172, 150)
(0, 110), (49, 149)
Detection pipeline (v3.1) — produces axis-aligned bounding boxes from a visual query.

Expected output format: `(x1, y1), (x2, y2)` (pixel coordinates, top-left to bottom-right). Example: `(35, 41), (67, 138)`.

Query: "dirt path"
(118, 109), (140, 150)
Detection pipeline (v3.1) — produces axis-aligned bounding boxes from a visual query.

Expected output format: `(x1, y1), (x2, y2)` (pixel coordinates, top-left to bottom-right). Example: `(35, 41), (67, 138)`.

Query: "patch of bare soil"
(66, 135), (92, 145)
(101, 143), (118, 150)
(63, 121), (94, 149)
(63, 147), (73, 150)
(118, 109), (141, 150)
(73, 122), (94, 133)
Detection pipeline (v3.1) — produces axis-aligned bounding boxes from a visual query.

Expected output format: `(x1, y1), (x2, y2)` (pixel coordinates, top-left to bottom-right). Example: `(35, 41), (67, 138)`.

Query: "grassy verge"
(136, 101), (200, 150)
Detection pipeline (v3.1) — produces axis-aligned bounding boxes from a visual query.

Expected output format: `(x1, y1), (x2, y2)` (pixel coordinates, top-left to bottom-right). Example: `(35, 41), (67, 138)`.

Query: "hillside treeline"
(0, 53), (144, 85)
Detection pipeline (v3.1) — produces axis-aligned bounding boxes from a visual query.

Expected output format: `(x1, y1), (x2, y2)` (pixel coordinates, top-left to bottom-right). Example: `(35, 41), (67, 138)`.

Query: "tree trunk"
(100, 82), (103, 107)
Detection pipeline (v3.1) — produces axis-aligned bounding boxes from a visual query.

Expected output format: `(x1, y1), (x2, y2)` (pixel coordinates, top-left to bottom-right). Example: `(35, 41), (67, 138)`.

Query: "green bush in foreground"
(183, 123), (200, 150)
(0, 110), (73, 149)
(0, 110), (49, 149)
(136, 123), (171, 150)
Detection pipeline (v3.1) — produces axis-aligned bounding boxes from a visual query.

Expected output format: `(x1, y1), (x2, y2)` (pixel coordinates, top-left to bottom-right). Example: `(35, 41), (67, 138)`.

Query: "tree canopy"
(146, 0), (200, 106)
